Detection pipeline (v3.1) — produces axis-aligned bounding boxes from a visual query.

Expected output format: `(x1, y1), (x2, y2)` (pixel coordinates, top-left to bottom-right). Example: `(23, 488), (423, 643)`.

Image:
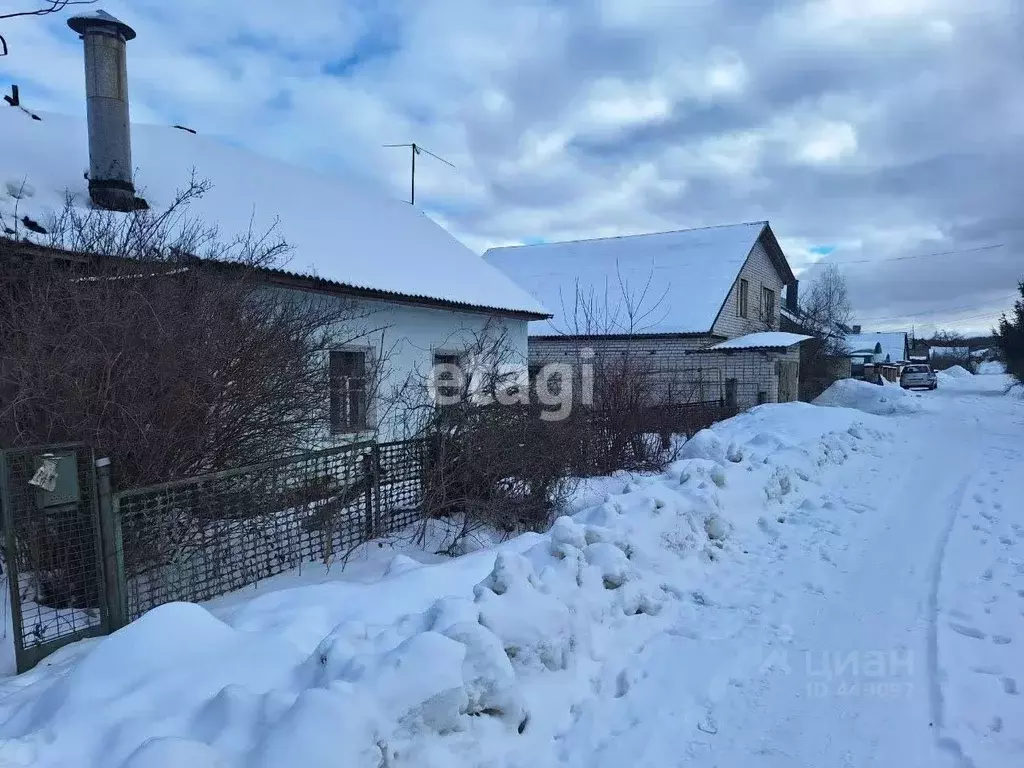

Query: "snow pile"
(941, 365), (974, 379)
(0, 402), (892, 768)
(976, 361), (1006, 375)
(814, 378), (932, 416)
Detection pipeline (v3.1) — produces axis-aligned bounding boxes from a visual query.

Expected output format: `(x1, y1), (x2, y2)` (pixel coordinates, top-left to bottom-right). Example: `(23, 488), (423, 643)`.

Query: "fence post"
(95, 457), (126, 631)
(362, 448), (376, 540)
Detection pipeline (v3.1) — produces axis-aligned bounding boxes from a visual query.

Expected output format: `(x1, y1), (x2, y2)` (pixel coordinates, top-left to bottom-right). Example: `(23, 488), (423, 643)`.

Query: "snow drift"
(940, 365), (973, 379)
(0, 403), (892, 768)
(814, 378), (932, 416)
(976, 361), (1006, 375)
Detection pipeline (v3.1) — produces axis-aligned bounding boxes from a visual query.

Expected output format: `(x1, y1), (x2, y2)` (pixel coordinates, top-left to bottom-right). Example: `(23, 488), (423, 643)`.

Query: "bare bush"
(550, 267), (704, 475)
(392, 321), (577, 555)
(0, 177), (387, 487)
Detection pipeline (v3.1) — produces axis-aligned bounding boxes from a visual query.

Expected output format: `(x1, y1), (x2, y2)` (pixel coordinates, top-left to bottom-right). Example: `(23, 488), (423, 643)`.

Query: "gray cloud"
(2, 0), (1021, 334)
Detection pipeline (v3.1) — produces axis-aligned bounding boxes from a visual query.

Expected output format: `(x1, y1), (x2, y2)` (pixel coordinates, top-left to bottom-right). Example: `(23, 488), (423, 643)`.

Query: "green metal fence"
(112, 439), (426, 623)
(0, 444), (111, 672)
(2, 439), (426, 672)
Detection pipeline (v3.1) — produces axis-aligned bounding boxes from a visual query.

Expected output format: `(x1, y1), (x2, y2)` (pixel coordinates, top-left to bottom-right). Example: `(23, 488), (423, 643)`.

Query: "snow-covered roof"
(0, 107), (548, 317)
(843, 332), (908, 363)
(707, 332), (812, 351)
(482, 222), (773, 335)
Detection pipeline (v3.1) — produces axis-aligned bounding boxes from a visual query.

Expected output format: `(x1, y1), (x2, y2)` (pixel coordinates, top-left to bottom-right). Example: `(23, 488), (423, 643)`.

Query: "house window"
(761, 286), (776, 326)
(329, 350), (368, 433)
(433, 352), (467, 404)
(738, 279), (749, 318)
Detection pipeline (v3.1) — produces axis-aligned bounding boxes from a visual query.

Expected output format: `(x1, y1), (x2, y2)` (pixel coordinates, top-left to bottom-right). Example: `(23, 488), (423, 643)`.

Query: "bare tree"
(794, 264), (854, 399)
(552, 267), (715, 473)
(1, 1), (97, 56)
(799, 264), (852, 354)
(929, 329), (970, 371)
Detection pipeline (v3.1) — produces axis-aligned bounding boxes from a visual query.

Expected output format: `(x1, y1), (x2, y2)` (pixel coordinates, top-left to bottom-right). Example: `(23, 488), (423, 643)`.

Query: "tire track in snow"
(926, 470), (978, 768)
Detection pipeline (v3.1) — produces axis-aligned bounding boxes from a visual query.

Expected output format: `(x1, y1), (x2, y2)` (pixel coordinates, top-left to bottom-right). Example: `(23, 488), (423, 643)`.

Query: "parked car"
(900, 364), (937, 390)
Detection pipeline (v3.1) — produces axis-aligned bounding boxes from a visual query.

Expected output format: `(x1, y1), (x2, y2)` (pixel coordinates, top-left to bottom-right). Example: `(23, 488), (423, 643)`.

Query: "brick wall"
(712, 237), (786, 338)
(528, 336), (799, 412)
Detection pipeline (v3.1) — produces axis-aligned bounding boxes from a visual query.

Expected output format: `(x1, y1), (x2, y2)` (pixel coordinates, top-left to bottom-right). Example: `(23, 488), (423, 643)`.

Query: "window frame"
(432, 350), (468, 406)
(761, 285), (776, 326)
(329, 348), (370, 434)
(738, 278), (749, 319)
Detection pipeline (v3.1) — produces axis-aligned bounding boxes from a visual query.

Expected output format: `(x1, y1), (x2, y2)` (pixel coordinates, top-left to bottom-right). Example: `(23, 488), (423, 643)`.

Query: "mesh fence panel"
(374, 440), (426, 535)
(113, 440), (426, 621)
(0, 445), (106, 670)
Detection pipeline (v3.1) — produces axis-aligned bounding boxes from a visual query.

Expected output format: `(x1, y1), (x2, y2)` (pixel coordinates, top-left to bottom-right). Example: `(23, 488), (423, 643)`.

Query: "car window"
(904, 365), (930, 373)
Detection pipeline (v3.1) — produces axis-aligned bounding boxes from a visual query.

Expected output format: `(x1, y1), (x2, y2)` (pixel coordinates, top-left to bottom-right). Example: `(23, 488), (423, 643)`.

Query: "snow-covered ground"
(0, 372), (1021, 768)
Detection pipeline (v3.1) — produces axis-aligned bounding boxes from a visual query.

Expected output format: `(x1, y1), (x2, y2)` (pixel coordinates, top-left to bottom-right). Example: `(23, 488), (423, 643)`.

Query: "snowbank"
(813, 378), (932, 416)
(0, 402), (892, 768)
(976, 361), (1006, 375)
(940, 365), (974, 379)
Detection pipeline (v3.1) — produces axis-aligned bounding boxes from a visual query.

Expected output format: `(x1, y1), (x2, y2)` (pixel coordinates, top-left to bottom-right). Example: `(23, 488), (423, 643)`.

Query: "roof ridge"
(485, 220), (768, 253)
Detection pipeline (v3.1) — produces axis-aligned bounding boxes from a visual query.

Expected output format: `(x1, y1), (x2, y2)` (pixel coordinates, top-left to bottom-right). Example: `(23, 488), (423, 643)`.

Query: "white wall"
(283, 287), (529, 444)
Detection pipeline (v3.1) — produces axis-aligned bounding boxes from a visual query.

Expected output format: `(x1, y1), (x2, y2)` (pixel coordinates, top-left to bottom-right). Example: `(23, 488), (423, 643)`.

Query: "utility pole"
(383, 143), (455, 206)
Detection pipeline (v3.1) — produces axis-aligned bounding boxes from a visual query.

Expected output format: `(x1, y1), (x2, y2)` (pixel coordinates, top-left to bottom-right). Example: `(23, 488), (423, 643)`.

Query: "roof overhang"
(702, 331), (812, 352)
(0, 237), (552, 321)
(531, 332), (720, 341)
(758, 223), (797, 286)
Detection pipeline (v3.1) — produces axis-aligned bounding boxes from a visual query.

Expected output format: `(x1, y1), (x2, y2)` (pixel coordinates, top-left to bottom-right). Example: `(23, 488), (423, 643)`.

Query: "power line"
(816, 243), (1005, 267)
(855, 293), (1020, 323)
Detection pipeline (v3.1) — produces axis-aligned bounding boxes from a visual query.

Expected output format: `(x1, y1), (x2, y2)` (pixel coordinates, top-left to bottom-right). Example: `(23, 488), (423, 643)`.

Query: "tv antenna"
(383, 143), (455, 206)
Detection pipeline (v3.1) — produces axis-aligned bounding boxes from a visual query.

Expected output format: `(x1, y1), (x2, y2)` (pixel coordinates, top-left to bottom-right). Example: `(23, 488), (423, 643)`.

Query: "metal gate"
(0, 444), (111, 673)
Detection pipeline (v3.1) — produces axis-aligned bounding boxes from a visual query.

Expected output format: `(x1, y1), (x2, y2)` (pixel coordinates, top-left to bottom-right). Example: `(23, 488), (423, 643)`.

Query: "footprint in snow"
(1002, 677), (1019, 696)
(992, 634), (1012, 645)
(949, 623), (987, 640)
(972, 665), (1002, 675)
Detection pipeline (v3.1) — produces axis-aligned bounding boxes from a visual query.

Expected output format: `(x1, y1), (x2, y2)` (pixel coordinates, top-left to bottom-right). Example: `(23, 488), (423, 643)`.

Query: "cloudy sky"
(2, 0), (1022, 334)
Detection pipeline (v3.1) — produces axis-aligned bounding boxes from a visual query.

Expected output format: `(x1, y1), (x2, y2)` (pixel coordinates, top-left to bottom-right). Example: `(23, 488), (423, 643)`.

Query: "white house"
(0, 11), (548, 444)
(483, 221), (808, 410)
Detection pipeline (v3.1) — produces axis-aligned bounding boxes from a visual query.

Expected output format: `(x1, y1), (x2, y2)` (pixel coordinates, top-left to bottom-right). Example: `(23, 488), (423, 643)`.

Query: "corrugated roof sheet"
(707, 331), (812, 350)
(483, 222), (767, 335)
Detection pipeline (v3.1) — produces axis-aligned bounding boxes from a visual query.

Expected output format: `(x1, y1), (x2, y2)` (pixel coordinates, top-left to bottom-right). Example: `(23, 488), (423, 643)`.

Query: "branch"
(0, 1), (97, 20)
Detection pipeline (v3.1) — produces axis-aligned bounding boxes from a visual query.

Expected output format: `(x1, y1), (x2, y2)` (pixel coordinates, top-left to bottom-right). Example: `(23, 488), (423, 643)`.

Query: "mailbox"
(31, 452), (81, 509)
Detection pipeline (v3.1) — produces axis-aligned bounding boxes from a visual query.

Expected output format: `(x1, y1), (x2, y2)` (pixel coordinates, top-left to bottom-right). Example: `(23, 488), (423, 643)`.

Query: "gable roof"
(483, 221), (791, 335)
(844, 332), (909, 363)
(0, 107), (548, 318)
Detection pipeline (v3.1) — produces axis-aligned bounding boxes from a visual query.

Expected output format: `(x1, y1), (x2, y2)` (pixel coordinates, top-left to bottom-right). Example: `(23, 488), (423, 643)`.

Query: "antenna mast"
(383, 143), (455, 206)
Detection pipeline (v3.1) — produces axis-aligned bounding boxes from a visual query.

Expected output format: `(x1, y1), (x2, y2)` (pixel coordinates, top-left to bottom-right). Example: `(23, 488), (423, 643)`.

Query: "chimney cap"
(67, 9), (136, 41)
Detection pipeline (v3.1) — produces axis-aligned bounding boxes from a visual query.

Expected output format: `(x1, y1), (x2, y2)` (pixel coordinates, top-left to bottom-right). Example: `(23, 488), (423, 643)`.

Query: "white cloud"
(795, 121), (859, 164)
(0, 0), (1020, 333)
